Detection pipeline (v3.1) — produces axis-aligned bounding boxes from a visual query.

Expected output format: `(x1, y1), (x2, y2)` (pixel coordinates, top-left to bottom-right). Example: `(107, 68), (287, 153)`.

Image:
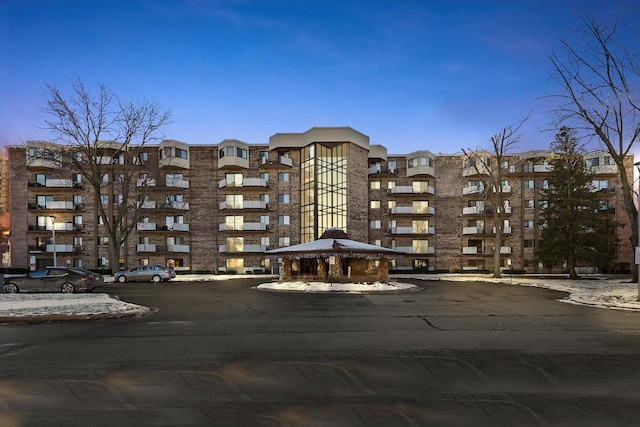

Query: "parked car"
(114, 265), (176, 283)
(3, 267), (104, 294)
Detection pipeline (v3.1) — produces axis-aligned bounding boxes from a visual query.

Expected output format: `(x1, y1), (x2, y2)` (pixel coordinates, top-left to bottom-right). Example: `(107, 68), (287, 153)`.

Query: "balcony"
(389, 206), (435, 215)
(389, 226), (434, 235)
(137, 222), (157, 231)
(534, 164), (552, 172)
(491, 185), (512, 193)
(395, 246), (435, 254)
(389, 186), (435, 195)
(218, 177), (268, 188)
(28, 179), (82, 189)
(219, 200), (268, 210)
(218, 222), (268, 231)
(493, 226), (512, 234)
(139, 200), (157, 209)
(28, 201), (76, 211)
(159, 201), (189, 210)
(169, 223), (190, 232)
(137, 244), (157, 252)
(218, 244), (267, 253)
(463, 246), (480, 254)
(137, 178), (156, 187)
(27, 157), (61, 169)
(462, 226), (484, 235)
(260, 155), (293, 168)
(463, 186), (484, 195)
(463, 206), (483, 215)
(167, 244), (190, 253)
(500, 246), (512, 254)
(46, 244), (74, 253)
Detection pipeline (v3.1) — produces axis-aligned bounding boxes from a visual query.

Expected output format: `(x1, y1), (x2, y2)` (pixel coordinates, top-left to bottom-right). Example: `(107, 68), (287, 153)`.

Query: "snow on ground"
(1, 273), (639, 322)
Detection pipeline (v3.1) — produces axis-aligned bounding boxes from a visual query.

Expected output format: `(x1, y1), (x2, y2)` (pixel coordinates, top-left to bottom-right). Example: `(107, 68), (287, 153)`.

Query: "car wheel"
(61, 283), (75, 293)
(3, 283), (18, 293)
(117, 275), (127, 283)
(152, 275), (161, 283)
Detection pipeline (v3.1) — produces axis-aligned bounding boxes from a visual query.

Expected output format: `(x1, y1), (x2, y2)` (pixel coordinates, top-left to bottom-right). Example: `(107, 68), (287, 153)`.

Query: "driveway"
(1, 277), (639, 426)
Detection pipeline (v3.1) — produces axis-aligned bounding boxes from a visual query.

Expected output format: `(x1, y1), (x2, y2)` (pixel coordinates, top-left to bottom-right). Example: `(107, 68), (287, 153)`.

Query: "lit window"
(370, 181), (380, 190)
(279, 237), (290, 246)
(370, 200), (380, 209)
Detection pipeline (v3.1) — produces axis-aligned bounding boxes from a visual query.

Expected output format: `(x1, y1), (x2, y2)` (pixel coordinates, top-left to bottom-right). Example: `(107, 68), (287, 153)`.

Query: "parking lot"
(1, 277), (640, 426)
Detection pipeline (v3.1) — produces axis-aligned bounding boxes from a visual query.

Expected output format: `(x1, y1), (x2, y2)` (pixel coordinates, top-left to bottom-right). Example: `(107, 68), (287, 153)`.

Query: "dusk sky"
(1, 0), (637, 154)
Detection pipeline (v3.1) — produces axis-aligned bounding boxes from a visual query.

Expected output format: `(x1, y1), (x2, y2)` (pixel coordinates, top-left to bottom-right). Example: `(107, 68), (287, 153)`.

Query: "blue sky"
(0, 0), (636, 154)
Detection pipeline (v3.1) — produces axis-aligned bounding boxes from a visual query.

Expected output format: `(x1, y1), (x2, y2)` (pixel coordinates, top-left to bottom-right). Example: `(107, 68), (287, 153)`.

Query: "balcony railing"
(137, 223), (157, 231)
(390, 186), (435, 195)
(462, 226), (484, 235)
(394, 246), (435, 254)
(46, 244), (74, 253)
(218, 244), (268, 253)
(170, 223), (190, 232)
(219, 200), (268, 210)
(137, 244), (157, 252)
(388, 206), (435, 215)
(389, 226), (434, 235)
(218, 178), (268, 188)
(463, 206), (483, 215)
(218, 222), (268, 231)
(167, 244), (190, 253)
(462, 186), (484, 195)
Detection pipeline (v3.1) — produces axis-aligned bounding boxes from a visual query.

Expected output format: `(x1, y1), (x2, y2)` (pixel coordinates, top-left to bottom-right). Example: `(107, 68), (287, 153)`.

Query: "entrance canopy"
(266, 228), (401, 282)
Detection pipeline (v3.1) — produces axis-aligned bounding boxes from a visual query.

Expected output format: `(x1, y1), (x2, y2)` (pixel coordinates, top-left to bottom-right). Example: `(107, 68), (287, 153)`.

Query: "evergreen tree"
(537, 127), (619, 279)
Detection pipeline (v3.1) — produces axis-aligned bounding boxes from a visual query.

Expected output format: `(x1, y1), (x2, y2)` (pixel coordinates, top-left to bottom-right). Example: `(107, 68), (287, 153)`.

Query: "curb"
(0, 307), (158, 324)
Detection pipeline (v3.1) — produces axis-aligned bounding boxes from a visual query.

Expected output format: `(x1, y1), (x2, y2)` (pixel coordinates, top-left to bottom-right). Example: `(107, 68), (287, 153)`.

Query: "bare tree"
(42, 78), (171, 272)
(550, 11), (640, 273)
(463, 116), (528, 278)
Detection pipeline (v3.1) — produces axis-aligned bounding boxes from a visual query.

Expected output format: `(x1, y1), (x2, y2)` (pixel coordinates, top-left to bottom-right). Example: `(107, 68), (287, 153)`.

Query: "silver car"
(114, 265), (176, 283)
(3, 267), (104, 293)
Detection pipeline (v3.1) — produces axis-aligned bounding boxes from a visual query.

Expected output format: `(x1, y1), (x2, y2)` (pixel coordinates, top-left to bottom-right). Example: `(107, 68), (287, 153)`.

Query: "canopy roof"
(265, 228), (401, 259)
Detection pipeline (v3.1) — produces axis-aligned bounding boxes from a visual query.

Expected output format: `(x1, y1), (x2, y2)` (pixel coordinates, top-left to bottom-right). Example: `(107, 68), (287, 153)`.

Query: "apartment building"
(7, 127), (633, 274)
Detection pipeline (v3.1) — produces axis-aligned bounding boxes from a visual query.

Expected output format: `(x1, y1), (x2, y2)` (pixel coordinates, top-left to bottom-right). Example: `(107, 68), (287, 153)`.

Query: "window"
(370, 220), (381, 229)
(278, 194), (290, 204)
(412, 220), (429, 234)
(412, 240), (429, 253)
(236, 147), (247, 159)
(226, 258), (243, 272)
(388, 160), (397, 172)
(35, 173), (52, 186)
(279, 237), (290, 246)
(278, 172), (290, 182)
(226, 195), (243, 209)
(219, 148), (225, 159)
(524, 239), (535, 248)
(604, 156), (615, 166)
(523, 162), (534, 173)
(259, 151), (268, 162)
(226, 146), (234, 156)
(538, 180), (549, 189)
(500, 159), (509, 169)
(374, 239), (382, 246)
(370, 181), (380, 190)
(278, 215), (290, 225)
(163, 147), (172, 158)
(412, 201), (429, 214)
(524, 180), (535, 189)
(592, 179), (609, 191)
(260, 258), (270, 268)
(259, 172), (269, 181)
(260, 193), (269, 203)
(166, 173), (184, 186)
(73, 173), (82, 184)
(585, 157), (599, 167)
(260, 215), (270, 224)
(525, 199), (535, 208)
(139, 152), (148, 163)
(599, 200), (609, 211)
(226, 237), (243, 252)
(175, 148), (188, 159)
(539, 200), (548, 209)
(225, 216), (243, 231)
(370, 200), (380, 209)
(98, 236), (110, 245)
(261, 237), (270, 247)
(100, 195), (109, 205)
(412, 181), (430, 193)
(226, 173), (243, 187)
(387, 181), (396, 190)
(387, 200), (396, 210)
(524, 220), (535, 228)
(73, 194), (82, 206)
